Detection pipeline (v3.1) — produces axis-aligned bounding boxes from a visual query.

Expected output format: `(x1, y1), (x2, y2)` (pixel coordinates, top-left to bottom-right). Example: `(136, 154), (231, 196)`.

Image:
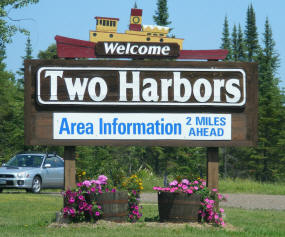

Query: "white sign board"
(53, 113), (231, 140)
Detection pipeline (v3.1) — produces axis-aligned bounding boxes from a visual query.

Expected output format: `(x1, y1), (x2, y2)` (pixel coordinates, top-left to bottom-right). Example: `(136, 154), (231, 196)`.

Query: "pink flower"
(98, 175), (108, 184)
(77, 182), (82, 187)
(202, 181), (206, 186)
(193, 181), (199, 184)
(187, 189), (193, 194)
(69, 208), (75, 215)
(78, 195), (85, 201)
(206, 204), (212, 209)
(95, 211), (100, 216)
(212, 188), (217, 192)
(90, 187), (96, 192)
(182, 179), (190, 185)
(220, 208), (224, 213)
(68, 197), (75, 204)
(218, 194), (223, 200)
(194, 186), (198, 190)
(214, 214), (219, 220)
(169, 180), (178, 186)
(111, 188), (116, 193)
(82, 180), (91, 187)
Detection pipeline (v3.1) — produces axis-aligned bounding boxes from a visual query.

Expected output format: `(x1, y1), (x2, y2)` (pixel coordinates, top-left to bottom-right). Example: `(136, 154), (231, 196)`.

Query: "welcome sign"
(25, 60), (258, 146)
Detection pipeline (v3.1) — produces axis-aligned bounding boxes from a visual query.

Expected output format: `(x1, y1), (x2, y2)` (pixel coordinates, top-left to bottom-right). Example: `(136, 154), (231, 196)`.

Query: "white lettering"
(148, 46), (161, 55)
(130, 45), (138, 55)
(161, 46), (170, 55)
(117, 45), (125, 55)
(161, 79), (172, 101)
(173, 72), (191, 102)
(88, 77), (108, 101)
(226, 79), (241, 103)
(104, 42), (118, 54)
(193, 78), (212, 103)
(138, 45), (148, 55)
(45, 70), (63, 101)
(213, 79), (225, 102)
(142, 78), (159, 101)
(64, 78), (88, 101)
(119, 71), (140, 101)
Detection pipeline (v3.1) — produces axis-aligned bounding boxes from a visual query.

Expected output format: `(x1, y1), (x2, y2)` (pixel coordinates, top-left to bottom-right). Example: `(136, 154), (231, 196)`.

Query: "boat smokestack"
(129, 8), (142, 31)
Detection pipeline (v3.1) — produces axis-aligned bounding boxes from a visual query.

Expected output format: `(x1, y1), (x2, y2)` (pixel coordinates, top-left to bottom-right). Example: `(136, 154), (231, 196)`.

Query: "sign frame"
(24, 59), (258, 147)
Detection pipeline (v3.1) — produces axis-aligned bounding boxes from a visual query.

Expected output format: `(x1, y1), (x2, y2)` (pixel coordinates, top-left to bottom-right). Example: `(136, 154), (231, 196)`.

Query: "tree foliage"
(153, 0), (171, 27)
(220, 5), (285, 181)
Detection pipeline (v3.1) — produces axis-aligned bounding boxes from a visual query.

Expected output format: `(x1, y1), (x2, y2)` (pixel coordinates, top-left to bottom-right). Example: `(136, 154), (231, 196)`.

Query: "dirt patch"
(49, 220), (241, 232)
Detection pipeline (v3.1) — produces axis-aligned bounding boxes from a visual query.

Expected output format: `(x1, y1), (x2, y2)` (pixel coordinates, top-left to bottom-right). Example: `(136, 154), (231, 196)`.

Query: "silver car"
(0, 153), (64, 193)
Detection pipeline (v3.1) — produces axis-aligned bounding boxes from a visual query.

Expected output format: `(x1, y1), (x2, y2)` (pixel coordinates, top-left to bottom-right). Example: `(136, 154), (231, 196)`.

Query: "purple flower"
(111, 188), (116, 193)
(95, 211), (100, 216)
(78, 195), (85, 201)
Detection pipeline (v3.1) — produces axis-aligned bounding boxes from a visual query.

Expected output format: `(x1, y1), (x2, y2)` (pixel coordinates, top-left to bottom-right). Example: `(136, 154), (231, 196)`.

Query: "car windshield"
(6, 154), (44, 168)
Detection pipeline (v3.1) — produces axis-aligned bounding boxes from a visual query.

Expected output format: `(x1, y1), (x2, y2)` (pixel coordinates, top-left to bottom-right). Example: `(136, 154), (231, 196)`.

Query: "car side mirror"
(44, 163), (51, 168)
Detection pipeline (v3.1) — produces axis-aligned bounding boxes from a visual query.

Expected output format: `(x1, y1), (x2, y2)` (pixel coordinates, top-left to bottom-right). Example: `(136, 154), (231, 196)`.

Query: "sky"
(4, 0), (285, 88)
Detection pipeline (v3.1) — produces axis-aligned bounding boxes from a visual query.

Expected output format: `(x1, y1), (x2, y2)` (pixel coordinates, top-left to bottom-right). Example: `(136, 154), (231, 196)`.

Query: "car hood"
(0, 167), (39, 174)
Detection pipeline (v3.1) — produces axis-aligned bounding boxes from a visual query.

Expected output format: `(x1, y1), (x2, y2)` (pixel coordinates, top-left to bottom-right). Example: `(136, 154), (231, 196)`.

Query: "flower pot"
(95, 191), (129, 222)
(158, 192), (200, 222)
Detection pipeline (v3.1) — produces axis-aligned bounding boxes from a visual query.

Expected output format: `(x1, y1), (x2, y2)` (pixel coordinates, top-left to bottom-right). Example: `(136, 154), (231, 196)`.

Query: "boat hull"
(55, 35), (228, 60)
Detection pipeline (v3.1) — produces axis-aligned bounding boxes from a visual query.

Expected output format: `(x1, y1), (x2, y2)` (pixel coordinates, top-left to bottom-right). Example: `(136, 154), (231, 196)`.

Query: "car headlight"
(16, 172), (29, 178)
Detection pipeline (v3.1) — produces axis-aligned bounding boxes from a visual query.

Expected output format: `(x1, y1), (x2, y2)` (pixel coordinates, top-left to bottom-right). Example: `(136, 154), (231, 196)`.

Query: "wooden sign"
(95, 42), (180, 58)
(25, 60), (258, 147)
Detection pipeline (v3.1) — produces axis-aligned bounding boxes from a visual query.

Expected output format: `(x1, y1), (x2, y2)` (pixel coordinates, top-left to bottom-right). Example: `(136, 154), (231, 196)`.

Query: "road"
(141, 193), (285, 210)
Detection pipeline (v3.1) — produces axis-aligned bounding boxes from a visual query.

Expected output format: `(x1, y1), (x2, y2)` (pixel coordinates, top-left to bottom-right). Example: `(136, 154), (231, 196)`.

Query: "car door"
(54, 156), (64, 188)
(42, 156), (62, 188)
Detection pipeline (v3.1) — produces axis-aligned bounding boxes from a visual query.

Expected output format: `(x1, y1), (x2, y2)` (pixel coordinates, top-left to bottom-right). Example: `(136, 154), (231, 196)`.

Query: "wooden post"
(64, 146), (76, 190)
(207, 147), (219, 191)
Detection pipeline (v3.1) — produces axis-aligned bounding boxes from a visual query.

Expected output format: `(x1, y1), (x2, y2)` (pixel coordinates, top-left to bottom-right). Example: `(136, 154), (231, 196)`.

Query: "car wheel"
(31, 176), (42, 193)
(0, 188), (3, 193)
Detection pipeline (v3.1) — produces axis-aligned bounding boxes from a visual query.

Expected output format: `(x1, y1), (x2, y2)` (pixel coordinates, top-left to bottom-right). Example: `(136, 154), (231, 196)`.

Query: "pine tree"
(237, 24), (246, 61)
(220, 16), (232, 60)
(231, 24), (238, 61)
(17, 36), (33, 89)
(255, 18), (284, 181)
(153, 0), (171, 26)
(245, 4), (259, 62)
(134, 2), (138, 9)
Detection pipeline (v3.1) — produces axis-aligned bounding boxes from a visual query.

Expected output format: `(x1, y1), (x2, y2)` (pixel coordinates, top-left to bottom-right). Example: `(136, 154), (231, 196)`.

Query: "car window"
(44, 156), (64, 168)
(55, 156), (64, 167)
(6, 155), (44, 168)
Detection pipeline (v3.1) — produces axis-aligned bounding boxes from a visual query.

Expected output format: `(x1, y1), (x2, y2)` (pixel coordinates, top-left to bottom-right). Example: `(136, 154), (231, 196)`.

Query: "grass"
(3, 176), (285, 195)
(219, 178), (285, 195)
(0, 193), (285, 237)
(140, 174), (285, 195)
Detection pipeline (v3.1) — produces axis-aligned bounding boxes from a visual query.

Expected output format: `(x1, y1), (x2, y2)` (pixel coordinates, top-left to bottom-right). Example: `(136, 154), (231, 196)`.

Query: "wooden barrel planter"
(158, 192), (201, 222)
(95, 191), (129, 222)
